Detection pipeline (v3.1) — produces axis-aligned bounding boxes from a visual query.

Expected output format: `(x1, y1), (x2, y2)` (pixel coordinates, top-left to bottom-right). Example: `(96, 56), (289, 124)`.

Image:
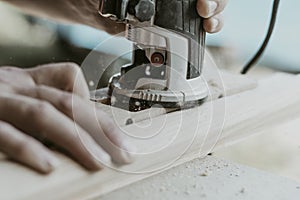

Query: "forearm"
(1, 0), (124, 33)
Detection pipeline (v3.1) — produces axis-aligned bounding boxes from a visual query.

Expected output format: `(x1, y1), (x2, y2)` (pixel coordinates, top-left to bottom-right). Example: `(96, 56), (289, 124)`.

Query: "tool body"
(97, 0), (208, 111)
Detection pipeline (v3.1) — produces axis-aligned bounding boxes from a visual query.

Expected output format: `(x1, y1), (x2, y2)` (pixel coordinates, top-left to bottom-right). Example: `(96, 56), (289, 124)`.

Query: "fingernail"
(95, 147), (112, 165)
(101, 152), (112, 164)
(123, 141), (137, 154)
(38, 156), (59, 173)
(119, 151), (135, 164)
(45, 154), (60, 169)
(121, 142), (137, 164)
(208, 1), (218, 16)
(210, 18), (219, 31)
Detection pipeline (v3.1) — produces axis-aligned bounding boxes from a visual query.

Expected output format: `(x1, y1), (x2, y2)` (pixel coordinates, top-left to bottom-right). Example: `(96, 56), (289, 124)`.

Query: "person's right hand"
(197, 0), (228, 33)
(0, 63), (134, 174)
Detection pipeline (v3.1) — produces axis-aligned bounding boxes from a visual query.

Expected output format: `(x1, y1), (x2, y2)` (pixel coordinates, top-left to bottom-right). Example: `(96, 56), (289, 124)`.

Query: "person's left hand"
(0, 63), (134, 173)
(197, 0), (228, 33)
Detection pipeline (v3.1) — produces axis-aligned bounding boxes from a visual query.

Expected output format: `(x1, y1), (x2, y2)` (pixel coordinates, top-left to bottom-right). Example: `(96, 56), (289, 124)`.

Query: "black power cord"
(241, 0), (281, 74)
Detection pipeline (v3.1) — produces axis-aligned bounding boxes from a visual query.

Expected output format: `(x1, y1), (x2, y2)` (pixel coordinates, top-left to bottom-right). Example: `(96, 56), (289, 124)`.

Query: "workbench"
(1, 68), (300, 200)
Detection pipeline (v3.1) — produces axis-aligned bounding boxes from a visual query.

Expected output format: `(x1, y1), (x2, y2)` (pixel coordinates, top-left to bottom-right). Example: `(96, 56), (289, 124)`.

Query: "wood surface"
(100, 157), (300, 200)
(2, 73), (300, 200)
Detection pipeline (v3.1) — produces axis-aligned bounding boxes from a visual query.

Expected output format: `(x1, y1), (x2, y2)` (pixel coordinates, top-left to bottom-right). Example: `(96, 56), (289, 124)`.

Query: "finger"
(0, 83), (15, 94)
(0, 94), (111, 171)
(197, 0), (228, 18)
(18, 85), (135, 164)
(0, 67), (35, 88)
(97, 16), (126, 35)
(203, 12), (224, 33)
(0, 120), (58, 174)
(92, 107), (135, 164)
(26, 62), (90, 99)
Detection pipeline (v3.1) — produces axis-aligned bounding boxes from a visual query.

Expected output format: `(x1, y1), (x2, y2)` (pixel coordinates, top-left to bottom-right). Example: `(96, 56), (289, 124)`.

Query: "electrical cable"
(241, 0), (280, 74)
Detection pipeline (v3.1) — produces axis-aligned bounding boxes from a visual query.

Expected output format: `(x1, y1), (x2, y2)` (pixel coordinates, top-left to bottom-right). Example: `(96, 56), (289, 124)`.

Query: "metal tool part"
(97, 0), (208, 111)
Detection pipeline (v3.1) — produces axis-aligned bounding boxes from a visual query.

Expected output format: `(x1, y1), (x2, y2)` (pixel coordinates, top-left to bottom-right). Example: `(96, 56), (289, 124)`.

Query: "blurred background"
(0, 0), (299, 180)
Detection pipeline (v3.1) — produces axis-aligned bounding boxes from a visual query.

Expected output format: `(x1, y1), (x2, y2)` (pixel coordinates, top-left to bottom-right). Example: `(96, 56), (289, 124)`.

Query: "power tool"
(94, 0), (208, 111)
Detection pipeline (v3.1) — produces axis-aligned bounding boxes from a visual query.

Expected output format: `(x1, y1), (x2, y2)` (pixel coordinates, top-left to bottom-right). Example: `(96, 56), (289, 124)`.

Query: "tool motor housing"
(99, 0), (208, 111)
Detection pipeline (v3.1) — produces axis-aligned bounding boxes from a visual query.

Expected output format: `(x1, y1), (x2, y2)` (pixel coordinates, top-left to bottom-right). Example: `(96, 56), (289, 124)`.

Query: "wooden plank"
(100, 157), (300, 200)
(0, 73), (299, 200)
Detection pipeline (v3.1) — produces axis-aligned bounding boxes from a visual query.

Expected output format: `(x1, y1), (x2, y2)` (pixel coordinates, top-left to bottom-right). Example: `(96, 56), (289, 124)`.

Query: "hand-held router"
(97, 0), (208, 111)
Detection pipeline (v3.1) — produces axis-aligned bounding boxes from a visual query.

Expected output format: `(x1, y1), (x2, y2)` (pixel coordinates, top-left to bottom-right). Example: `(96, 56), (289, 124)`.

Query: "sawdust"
(88, 80), (95, 87)
(100, 157), (300, 200)
(199, 173), (208, 177)
(240, 188), (246, 194)
(159, 186), (166, 192)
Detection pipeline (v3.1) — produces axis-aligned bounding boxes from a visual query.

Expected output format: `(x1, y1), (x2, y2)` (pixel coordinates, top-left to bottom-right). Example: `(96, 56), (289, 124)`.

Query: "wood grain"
(5, 73), (300, 200)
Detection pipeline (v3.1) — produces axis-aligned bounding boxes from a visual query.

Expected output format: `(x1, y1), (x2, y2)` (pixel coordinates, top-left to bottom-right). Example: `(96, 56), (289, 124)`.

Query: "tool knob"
(128, 0), (155, 22)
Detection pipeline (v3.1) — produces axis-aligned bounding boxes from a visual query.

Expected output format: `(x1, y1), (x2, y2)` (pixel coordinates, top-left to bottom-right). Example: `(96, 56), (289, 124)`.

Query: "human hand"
(197, 0), (228, 33)
(0, 63), (134, 174)
(101, 0), (229, 34)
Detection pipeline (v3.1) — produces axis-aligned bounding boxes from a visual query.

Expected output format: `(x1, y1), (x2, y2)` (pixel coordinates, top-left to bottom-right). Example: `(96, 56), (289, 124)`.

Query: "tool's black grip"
(154, 0), (206, 79)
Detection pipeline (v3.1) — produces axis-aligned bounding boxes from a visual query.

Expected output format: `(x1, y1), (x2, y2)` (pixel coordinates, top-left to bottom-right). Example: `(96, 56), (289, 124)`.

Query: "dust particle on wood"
(240, 188), (246, 194)
(199, 173), (208, 177)
(125, 118), (134, 125)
